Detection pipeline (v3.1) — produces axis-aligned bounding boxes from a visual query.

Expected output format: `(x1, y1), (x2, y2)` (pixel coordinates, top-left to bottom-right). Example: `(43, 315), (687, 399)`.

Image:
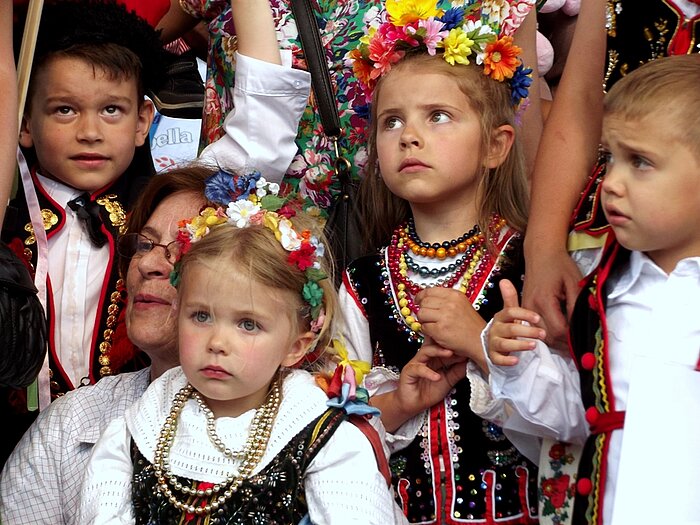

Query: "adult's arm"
(156, 0), (200, 45)
(512, 9), (542, 177)
(522, 0), (607, 348)
(195, 0), (310, 182)
(0, 0), (18, 226)
(0, 403), (64, 524)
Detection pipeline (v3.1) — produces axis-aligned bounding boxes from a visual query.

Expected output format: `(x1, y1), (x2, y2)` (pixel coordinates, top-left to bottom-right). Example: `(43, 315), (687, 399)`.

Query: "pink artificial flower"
(416, 17), (449, 55)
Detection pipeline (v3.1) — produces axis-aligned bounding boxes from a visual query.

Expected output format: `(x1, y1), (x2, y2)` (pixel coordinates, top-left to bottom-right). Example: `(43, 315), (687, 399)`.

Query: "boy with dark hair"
(1, 1), (162, 465)
(482, 54), (700, 524)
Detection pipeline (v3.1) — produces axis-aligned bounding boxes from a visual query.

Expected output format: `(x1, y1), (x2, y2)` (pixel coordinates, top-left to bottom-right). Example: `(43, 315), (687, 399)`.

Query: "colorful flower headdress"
(348, 0), (535, 107)
(172, 169), (328, 328)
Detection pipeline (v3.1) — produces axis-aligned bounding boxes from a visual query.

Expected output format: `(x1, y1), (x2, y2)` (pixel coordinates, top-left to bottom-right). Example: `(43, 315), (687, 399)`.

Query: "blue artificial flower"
(439, 7), (465, 30)
(509, 65), (533, 106)
(204, 169), (235, 204)
(353, 103), (371, 121)
(327, 383), (381, 417)
(232, 170), (261, 199)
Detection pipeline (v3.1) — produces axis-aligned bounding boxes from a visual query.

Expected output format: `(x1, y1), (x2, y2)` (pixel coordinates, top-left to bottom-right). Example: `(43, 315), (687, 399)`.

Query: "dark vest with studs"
(344, 230), (538, 525)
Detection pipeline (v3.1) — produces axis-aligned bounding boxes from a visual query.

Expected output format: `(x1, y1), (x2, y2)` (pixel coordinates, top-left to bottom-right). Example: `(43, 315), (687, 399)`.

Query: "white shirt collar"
(609, 250), (700, 300)
(35, 172), (82, 210)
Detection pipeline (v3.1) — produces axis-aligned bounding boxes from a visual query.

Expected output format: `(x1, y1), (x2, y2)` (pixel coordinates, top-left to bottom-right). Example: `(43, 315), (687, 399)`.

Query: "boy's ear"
(281, 330), (316, 368)
(19, 116), (34, 148)
(484, 124), (515, 169)
(134, 99), (155, 147)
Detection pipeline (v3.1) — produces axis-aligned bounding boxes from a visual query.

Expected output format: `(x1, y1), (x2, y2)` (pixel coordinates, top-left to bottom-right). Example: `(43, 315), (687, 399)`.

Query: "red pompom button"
(585, 407), (599, 425)
(577, 478), (592, 496)
(581, 352), (596, 370)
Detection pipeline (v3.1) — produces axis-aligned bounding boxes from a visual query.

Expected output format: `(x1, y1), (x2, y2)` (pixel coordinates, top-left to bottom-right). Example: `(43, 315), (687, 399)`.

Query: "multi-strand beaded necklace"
(152, 379), (282, 516)
(386, 214), (507, 332)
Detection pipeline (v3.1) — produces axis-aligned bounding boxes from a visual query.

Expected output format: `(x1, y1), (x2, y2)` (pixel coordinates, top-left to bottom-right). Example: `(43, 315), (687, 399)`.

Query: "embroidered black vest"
(567, 237), (630, 525)
(0, 153), (152, 467)
(345, 232), (538, 525)
(130, 407), (349, 525)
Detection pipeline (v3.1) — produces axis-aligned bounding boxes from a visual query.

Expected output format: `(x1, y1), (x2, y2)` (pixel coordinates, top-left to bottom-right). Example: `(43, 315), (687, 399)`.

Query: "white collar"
(608, 250), (700, 300)
(35, 172), (83, 210)
(126, 367), (330, 483)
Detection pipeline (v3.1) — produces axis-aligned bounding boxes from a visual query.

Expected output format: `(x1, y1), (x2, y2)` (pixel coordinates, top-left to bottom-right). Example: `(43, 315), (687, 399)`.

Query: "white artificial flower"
(226, 200), (261, 228)
(278, 217), (302, 251)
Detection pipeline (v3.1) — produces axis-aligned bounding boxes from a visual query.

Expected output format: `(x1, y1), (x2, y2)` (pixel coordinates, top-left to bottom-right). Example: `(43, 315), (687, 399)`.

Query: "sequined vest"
(344, 231), (538, 525)
(567, 237), (630, 525)
(574, 0), (700, 234)
(130, 407), (349, 525)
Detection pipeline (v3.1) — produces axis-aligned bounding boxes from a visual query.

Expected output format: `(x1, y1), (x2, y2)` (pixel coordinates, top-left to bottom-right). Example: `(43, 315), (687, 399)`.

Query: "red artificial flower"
(287, 241), (316, 271)
(176, 229), (192, 256)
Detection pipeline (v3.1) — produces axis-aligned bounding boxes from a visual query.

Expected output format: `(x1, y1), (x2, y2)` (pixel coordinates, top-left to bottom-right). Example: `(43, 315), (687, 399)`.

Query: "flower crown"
(172, 169), (328, 329)
(348, 0), (535, 107)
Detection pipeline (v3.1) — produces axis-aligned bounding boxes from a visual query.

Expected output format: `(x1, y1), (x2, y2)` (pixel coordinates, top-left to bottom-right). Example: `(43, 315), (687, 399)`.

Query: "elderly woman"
(0, 166), (208, 522)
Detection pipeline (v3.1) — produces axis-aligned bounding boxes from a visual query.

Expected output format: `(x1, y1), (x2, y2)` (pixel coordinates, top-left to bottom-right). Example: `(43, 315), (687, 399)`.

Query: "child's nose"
(400, 123), (422, 149)
(601, 164), (624, 196)
(207, 328), (229, 355)
(76, 114), (103, 142)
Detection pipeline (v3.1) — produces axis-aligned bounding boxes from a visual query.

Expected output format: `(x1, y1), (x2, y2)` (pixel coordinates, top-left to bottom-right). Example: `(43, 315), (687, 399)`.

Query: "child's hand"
(488, 280), (546, 366)
(395, 341), (467, 419)
(415, 287), (486, 362)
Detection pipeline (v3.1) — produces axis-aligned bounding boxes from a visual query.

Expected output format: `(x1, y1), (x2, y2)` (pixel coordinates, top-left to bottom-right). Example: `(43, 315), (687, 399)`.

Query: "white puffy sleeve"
(481, 320), (589, 446)
(304, 420), (404, 524)
(198, 51), (310, 183)
(78, 417), (135, 524)
(338, 280), (424, 453)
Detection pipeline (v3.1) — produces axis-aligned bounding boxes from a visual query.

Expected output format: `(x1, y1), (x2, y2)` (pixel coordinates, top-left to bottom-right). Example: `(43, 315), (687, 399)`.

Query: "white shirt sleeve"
(78, 417), (135, 524)
(0, 405), (64, 524)
(198, 52), (311, 183)
(338, 281), (424, 453)
(480, 320), (589, 445)
(304, 420), (404, 524)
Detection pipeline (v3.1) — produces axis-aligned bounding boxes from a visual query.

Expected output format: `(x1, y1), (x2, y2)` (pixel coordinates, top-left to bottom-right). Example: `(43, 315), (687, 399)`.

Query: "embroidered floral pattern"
(538, 441), (577, 525)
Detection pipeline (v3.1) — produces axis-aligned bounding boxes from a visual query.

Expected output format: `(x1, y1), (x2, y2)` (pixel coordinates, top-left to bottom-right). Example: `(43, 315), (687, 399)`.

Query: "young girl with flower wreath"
(78, 168), (400, 524)
(340, 1), (540, 523)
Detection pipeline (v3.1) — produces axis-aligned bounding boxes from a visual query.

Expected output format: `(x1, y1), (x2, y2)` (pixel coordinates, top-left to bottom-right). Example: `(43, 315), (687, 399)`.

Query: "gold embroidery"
(98, 278), (126, 378)
(23, 209), (59, 245)
(96, 194), (127, 233)
(606, 1), (622, 37)
(604, 49), (619, 91)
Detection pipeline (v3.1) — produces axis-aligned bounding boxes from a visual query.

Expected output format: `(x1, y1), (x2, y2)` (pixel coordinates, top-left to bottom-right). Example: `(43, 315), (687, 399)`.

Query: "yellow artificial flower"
(360, 26), (376, 46)
(333, 339), (371, 385)
(440, 28), (474, 66)
(386, 0), (443, 26)
(191, 207), (226, 239)
(262, 212), (280, 240)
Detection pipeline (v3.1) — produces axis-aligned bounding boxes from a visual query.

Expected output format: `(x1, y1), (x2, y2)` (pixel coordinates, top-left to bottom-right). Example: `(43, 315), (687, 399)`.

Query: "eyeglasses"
(117, 233), (181, 264)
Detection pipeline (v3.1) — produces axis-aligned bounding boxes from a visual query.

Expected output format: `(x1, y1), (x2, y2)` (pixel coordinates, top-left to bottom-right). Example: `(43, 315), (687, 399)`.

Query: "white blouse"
(78, 368), (401, 524)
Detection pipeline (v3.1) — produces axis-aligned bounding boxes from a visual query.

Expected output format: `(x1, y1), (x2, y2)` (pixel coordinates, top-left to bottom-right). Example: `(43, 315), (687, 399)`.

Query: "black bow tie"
(67, 192), (107, 248)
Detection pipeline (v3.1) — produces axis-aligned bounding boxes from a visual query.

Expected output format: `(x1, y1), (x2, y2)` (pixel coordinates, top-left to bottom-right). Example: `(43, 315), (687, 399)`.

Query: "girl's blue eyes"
(189, 311), (259, 331)
(239, 319), (258, 332)
(193, 311), (210, 323)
